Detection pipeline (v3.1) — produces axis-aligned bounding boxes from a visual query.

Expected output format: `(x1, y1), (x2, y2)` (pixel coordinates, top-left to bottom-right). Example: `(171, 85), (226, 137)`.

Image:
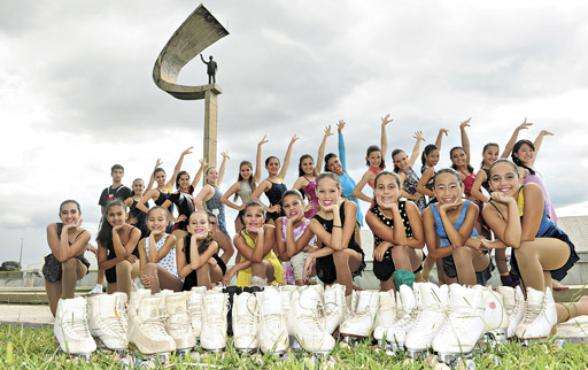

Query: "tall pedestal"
(204, 88), (219, 169)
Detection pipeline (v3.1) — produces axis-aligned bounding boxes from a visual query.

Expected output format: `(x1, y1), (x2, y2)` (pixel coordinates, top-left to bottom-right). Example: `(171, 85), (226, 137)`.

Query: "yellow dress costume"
(236, 230), (284, 287)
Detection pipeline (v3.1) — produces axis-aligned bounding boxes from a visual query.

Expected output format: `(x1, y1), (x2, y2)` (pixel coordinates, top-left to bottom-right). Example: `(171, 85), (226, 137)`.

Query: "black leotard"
(181, 233), (226, 290)
(264, 181), (287, 221)
(169, 190), (195, 231)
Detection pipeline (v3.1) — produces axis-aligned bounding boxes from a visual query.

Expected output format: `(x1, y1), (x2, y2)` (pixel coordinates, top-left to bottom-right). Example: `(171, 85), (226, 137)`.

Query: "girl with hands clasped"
(137, 207), (182, 293)
(275, 190), (318, 285)
(44, 200), (91, 316)
(252, 135), (299, 223)
(96, 201), (141, 296)
(365, 172), (425, 291)
(423, 169), (491, 285)
(302, 173), (366, 296)
(226, 202), (285, 287)
(176, 210), (224, 290)
(292, 125), (332, 218)
(353, 114), (393, 203)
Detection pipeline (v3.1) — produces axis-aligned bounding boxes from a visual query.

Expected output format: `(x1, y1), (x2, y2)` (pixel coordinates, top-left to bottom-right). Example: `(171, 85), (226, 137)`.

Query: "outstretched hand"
(413, 130), (424, 142)
(221, 151), (230, 160)
(381, 114), (393, 127)
(517, 118), (533, 131)
(182, 147), (194, 156)
(459, 117), (472, 130)
(439, 128), (449, 136)
(539, 129), (554, 137)
(258, 134), (269, 146)
(337, 120), (346, 132)
(323, 125), (333, 137)
(290, 134), (300, 144)
(154, 158), (163, 168)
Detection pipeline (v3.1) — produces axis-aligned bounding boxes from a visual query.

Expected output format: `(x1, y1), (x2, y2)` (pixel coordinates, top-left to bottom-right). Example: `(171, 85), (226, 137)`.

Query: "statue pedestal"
(203, 85), (221, 169)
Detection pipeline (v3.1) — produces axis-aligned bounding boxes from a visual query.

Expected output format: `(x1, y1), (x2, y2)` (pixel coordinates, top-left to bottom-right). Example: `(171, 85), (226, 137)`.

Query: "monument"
(152, 4), (229, 169)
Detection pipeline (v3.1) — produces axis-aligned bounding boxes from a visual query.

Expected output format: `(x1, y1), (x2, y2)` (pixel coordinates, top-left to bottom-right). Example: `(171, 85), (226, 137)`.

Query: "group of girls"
(44, 116), (588, 325)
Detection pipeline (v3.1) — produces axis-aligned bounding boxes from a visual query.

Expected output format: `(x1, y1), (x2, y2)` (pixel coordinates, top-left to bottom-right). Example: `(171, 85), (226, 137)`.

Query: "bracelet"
(333, 224), (342, 228)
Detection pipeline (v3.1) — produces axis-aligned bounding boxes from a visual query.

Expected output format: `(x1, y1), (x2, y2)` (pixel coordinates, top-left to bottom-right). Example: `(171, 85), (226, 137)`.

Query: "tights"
(514, 237), (569, 291)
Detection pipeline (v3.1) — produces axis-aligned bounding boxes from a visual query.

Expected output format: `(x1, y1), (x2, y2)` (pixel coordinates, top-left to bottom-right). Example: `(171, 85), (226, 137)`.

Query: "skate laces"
(143, 315), (169, 339)
(522, 303), (542, 325)
(64, 312), (91, 339)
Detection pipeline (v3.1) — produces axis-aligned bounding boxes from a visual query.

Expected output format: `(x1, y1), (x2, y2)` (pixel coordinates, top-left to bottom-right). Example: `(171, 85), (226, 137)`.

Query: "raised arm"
(200, 54), (207, 64)
(191, 159), (207, 189)
(337, 120), (348, 171)
(278, 135), (299, 180)
(146, 158), (163, 191)
(501, 118), (533, 159)
(218, 152), (229, 185)
(315, 125), (333, 176)
(167, 147), (193, 189)
(435, 128), (448, 151)
(530, 130), (554, 167)
(459, 117), (472, 164)
(409, 131), (425, 167)
(255, 135), (268, 183)
(380, 114), (393, 158)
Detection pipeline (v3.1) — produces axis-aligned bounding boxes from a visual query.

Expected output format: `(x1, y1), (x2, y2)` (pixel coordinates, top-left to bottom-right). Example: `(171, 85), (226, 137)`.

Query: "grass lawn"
(1, 324), (587, 369)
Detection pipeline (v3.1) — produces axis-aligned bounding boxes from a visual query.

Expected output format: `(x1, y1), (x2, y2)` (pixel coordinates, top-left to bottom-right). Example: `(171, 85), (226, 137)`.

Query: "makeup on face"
(434, 173), (462, 204)
(317, 178), (340, 207)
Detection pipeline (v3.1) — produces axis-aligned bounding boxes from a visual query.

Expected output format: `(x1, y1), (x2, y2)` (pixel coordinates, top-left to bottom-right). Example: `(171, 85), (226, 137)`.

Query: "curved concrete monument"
(153, 4), (229, 167)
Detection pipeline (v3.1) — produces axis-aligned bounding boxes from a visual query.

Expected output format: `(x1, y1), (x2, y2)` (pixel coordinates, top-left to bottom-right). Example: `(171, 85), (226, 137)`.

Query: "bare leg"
(380, 278), (395, 292)
(514, 238), (569, 291)
(452, 247), (478, 285)
(156, 266), (183, 292)
(61, 259), (87, 299)
(557, 296), (588, 323)
(196, 263), (212, 288)
(115, 260), (140, 297)
(333, 249), (362, 296)
(45, 281), (61, 317)
(495, 248), (509, 276)
(143, 263), (162, 294)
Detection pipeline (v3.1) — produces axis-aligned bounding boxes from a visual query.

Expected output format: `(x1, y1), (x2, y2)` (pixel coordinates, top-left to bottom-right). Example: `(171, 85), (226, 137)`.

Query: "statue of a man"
(200, 54), (218, 84)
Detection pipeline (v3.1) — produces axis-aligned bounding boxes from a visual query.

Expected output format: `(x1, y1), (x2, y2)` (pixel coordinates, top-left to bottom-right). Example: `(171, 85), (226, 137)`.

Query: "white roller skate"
(256, 286), (289, 355)
(405, 283), (449, 359)
(373, 290), (397, 345)
(385, 284), (420, 352)
(516, 287), (557, 343)
(339, 290), (380, 342)
(54, 297), (97, 359)
(232, 292), (259, 353)
(323, 284), (346, 335)
(200, 290), (229, 352)
(163, 292), (196, 353)
(477, 286), (508, 344)
(290, 286), (335, 356)
(127, 295), (176, 358)
(87, 293), (128, 351)
(187, 286), (206, 345)
(280, 284), (306, 349)
(496, 285), (525, 339)
(433, 284), (485, 364)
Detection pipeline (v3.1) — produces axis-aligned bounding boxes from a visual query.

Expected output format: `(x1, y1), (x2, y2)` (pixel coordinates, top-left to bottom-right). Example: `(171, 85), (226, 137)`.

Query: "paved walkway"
(1, 304), (53, 326)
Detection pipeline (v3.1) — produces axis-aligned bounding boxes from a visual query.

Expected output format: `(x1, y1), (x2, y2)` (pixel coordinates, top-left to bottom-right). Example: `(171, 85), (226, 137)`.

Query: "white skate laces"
(291, 287), (335, 354)
(54, 297), (97, 356)
(232, 292), (259, 351)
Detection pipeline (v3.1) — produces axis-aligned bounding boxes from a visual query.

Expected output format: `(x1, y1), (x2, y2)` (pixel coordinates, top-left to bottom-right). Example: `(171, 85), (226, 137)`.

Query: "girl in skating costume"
(125, 178), (149, 238)
(416, 128), (448, 204)
(137, 147), (194, 214)
(301, 173), (365, 296)
(177, 210), (224, 290)
(365, 172), (425, 291)
(449, 118), (476, 199)
(137, 207), (182, 293)
(324, 121), (363, 234)
(423, 169), (491, 285)
(275, 190), (318, 285)
(44, 200), (91, 316)
(168, 160), (206, 231)
(391, 131), (426, 210)
(482, 160), (586, 323)
(206, 213), (233, 266)
(221, 159), (259, 232)
(194, 152), (230, 235)
(224, 202), (284, 287)
(353, 115), (392, 204)
(96, 200), (141, 296)
(252, 135), (299, 224)
(292, 125), (332, 218)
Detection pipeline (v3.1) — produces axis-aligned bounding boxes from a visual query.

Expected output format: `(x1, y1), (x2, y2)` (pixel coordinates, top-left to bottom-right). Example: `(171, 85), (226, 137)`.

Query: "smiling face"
(243, 204), (265, 231)
(154, 170), (166, 187)
(107, 204), (126, 227)
(317, 176), (341, 208)
(266, 157), (280, 176)
(450, 148), (467, 168)
(178, 173), (190, 190)
(132, 179), (145, 196)
(147, 208), (168, 235)
(393, 151), (410, 171)
(327, 156), (343, 175)
(240, 163), (252, 180)
(489, 162), (520, 198)
(426, 149), (440, 167)
(301, 156), (315, 176)
(206, 168), (218, 185)
(60, 202), (81, 225)
(433, 172), (462, 205)
(483, 145), (499, 167)
(187, 211), (210, 238)
(367, 150), (382, 168)
(282, 194), (304, 219)
(514, 143), (535, 165)
(374, 174), (401, 209)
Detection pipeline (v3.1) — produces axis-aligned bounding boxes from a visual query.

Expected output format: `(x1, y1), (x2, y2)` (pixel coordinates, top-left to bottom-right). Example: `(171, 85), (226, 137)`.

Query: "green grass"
(1, 324), (587, 369)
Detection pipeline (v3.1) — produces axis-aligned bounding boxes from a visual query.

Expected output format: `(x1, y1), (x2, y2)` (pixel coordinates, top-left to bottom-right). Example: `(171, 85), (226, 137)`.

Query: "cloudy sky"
(2, 1), (588, 267)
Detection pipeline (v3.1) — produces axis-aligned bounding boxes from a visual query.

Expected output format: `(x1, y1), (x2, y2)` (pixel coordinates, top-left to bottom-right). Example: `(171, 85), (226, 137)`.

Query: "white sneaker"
(385, 284), (420, 350)
(373, 290), (397, 342)
(232, 292), (259, 352)
(256, 286), (289, 354)
(433, 284), (484, 357)
(200, 291), (228, 351)
(405, 283), (449, 357)
(127, 296), (176, 355)
(54, 297), (97, 356)
(323, 284), (346, 334)
(290, 286), (335, 354)
(187, 287), (207, 339)
(339, 290), (380, 338)
(87, 293), (128, 351)
(516, 287), (557, 340)
(163, 292), (196, 351)
(497, 285), (525, 339)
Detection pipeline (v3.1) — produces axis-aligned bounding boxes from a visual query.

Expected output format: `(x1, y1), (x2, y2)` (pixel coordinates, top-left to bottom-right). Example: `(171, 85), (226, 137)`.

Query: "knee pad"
(393, 269), (415, 290)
